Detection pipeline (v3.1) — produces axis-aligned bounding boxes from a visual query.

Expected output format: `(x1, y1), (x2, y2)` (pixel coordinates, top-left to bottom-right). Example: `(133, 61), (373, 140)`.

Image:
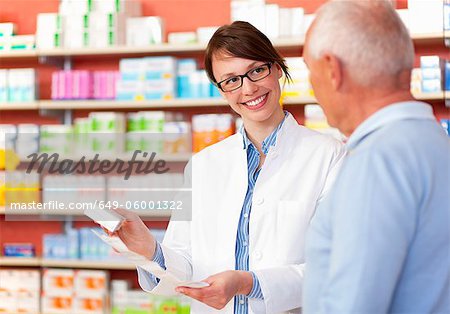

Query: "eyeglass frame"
(215, 62), (273, 92)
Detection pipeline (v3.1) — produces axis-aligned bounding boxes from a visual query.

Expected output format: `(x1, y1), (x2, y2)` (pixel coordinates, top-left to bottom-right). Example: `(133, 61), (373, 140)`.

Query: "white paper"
(91, 229), (209, 295)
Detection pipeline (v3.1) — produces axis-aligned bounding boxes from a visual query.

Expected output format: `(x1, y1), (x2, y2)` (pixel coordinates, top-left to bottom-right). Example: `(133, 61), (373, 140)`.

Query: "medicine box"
(0, 70), (8, 102)
(127, 16), (164, 46)
(119, 58), (145, 81)
(41, 295), (73, 314)
(75, 270), (108, 297)
(43, 269), (75, 297)
(7, 69), (37, 102)
(0, 23), (16, 37)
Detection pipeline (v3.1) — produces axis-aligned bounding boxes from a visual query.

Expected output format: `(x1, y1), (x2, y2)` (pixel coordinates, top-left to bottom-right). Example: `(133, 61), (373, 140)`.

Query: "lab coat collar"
(239, 110), (291, 153)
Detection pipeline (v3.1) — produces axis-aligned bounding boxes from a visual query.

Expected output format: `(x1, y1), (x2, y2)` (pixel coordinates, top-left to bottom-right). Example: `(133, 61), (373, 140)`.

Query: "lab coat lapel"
(215, 135), (248, 269)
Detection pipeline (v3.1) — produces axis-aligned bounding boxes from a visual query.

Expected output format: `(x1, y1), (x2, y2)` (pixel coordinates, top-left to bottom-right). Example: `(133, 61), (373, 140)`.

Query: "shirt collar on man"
(240, 111), (289, 154)
(346, 101), (435, 150)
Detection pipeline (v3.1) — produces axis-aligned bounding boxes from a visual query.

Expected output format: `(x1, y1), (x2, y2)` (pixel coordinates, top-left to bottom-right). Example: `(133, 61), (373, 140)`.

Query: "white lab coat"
(138, 114), (346, 313)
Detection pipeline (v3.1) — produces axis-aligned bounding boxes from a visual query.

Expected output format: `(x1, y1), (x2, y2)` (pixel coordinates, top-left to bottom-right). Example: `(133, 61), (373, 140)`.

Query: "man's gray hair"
(307, 0), (414, 86)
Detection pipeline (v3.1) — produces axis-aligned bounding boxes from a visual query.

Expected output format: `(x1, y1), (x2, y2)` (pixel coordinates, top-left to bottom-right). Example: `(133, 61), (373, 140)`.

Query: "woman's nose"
(241, 77), (258, 95)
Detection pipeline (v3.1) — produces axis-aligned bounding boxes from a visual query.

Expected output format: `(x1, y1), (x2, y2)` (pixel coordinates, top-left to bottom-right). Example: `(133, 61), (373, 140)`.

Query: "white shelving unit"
(412, 91), (447, 100)
(40, 259), (135, 270)
(0, 92), (445, 111)
(0, 206), (172, 218)
(0, 32), (446, 59)
(0, 257), (41, 267)
(38, 98), (228, 110)
(0, 102), (39, 110)
(0, 50), (38, 58)
(0, 257), (135, 270)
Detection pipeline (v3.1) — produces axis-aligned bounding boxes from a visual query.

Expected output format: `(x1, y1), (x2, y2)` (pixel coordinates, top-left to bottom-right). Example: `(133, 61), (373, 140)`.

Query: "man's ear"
(323, 53), (342, 91)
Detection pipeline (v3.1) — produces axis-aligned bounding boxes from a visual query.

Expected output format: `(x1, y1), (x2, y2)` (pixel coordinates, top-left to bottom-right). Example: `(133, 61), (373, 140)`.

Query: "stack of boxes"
(36, 0), (141, 49)
(116, 57), (220, 101)
(126, 16), (164, 46)
(0, 270), (40, 314)
(116, 56), (177, 101)
(192, 114), (235, 153)
(40, 124), (74, 155)
(407, 0), (446, 34)
(15, 124), (40, 159)
(42, 269), (108, 314)
(51, 70), (93, 100)
(2, 171), (40, 206)
(0, 22), (35, 51)
(42, 176), (106, 213)
(111, 280), (190, 314)
(304, 104), (343, 141)
(420, 56), (445, 93)
(282, 57), (313, 98)
(0, 125), (40, 206)
(0, 69), (38, 103)
(89, 112), (126, 154)
(231, 0), (310, 39)
(36, 13), (64, 49)
(43, 227), (165, 262)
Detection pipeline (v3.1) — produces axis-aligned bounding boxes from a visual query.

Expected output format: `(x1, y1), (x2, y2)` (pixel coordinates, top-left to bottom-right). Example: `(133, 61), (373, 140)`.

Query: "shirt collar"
(346, 101), (435, 150)
(240, 110), (289, 153)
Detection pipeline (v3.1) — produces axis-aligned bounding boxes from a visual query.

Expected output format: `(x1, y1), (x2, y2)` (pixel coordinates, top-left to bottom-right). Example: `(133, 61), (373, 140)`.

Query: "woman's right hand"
(110, 207), (157, 260)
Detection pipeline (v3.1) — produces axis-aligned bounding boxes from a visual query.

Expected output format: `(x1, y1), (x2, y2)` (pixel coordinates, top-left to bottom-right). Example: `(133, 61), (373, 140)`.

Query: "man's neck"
(343, 89), (415, 137)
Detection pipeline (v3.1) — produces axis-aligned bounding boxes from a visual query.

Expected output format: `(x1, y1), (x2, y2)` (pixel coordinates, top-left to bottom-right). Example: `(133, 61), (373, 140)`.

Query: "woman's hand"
(175, 270), (253, 310)
(109, 207), (156, 260)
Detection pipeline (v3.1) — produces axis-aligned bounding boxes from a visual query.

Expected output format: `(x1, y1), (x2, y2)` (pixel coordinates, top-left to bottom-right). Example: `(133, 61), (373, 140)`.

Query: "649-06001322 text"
(8, 200), (184, 212)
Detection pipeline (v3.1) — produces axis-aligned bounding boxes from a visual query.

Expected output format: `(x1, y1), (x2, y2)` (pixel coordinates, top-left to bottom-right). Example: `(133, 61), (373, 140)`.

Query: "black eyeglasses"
(216, 62), (273, 92)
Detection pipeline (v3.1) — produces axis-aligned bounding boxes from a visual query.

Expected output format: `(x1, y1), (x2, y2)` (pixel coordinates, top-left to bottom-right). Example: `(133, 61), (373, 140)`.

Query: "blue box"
(3, 243), (35, 257)
(445, 61), (450, 91)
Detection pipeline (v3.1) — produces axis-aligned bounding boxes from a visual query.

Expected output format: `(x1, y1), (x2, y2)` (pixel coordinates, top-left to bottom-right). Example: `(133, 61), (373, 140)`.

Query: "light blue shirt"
(304, 101), (450, 313)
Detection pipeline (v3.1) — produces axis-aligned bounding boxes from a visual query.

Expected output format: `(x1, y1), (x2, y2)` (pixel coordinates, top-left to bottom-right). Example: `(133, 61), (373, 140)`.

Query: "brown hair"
(205, 21), (291, 84)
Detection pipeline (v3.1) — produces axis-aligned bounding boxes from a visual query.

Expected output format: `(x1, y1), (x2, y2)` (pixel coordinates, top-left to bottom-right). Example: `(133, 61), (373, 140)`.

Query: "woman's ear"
(275, 63), (283, 79)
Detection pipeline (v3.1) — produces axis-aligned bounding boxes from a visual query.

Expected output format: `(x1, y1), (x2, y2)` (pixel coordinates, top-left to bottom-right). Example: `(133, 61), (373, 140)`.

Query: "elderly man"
(303, 1), (450, 313)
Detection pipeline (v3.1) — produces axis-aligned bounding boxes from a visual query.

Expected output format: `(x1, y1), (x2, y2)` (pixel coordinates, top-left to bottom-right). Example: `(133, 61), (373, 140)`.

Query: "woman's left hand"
(175, 270), (253, 310)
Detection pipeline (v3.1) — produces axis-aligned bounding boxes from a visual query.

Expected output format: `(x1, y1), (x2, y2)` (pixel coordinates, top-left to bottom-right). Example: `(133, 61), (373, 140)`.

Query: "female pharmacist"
(113, 21), (346, 314)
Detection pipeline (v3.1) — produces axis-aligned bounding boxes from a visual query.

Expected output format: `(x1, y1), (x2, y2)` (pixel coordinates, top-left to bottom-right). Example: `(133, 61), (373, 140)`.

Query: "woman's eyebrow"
(219, 61), (263, 80)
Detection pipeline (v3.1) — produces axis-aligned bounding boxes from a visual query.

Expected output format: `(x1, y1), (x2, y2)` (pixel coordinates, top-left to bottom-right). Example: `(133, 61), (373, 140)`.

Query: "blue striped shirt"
(234, 112), (287, 313)
(152, 112), (288, 313)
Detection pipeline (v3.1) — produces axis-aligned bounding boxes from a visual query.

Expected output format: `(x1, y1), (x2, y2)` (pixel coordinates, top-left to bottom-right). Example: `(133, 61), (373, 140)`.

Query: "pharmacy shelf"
(39, 98), (228, 109)
(0, 257), (135, 270)
(0, 32), (447, 59)
(0, 49), (37, 58)
(0, 102), (39, 110)
(413, 91), (447, 100)
(1, 92), (445, 111)
(0, 257), (41, 267)
(38, 97), (319, 109)
(284, 95), (317, 104)
(40, 259), (135, 270)
(38, 37), (305, 57)
(0, 206), (172, 218)
(411, 31), (449, 44)
(0, 206), (172, 219)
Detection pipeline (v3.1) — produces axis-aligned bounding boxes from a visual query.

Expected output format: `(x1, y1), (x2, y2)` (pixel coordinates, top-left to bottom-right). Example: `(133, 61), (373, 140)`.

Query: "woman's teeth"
(246, 94), (266, 107)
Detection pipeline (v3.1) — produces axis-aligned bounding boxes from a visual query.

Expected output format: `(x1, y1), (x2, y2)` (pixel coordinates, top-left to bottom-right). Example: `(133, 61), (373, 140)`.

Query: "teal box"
(177, 59), (197, 98)
(210, 82), (221, 98)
